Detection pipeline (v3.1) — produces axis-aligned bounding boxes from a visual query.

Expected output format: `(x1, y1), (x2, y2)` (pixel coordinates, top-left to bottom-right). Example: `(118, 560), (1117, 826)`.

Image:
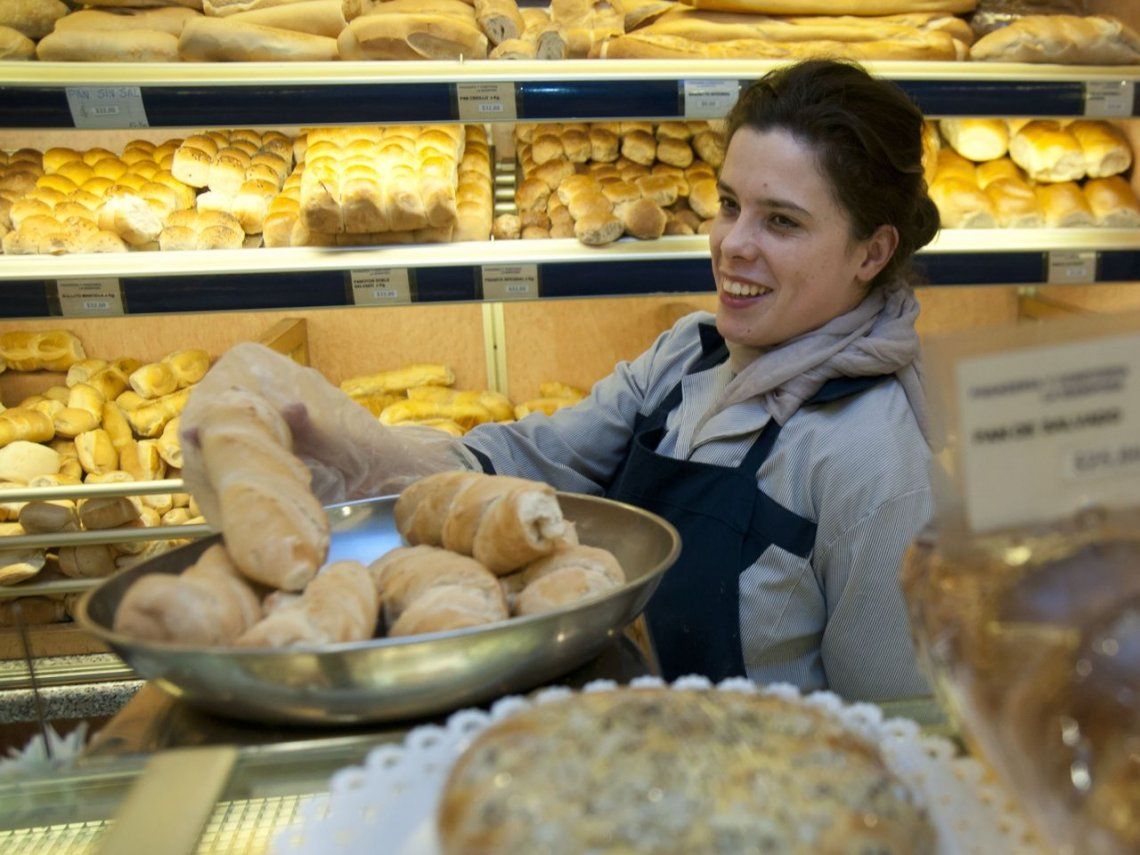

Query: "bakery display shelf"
(0, 59), (1137, 129)
(3, 229), (1140, 318)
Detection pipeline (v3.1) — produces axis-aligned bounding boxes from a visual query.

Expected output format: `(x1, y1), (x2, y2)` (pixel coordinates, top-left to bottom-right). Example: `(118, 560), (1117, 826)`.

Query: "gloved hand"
(180, 343), (472, 525)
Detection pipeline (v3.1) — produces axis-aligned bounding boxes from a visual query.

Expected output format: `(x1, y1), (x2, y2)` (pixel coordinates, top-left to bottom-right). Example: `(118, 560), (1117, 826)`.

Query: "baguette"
(180, 17), (339, 60)
(228, 0), (346, 36)
(36, 30), (181, 63)
(53, 8), (202, 36)
(676, 0), (976, 13)
(970, 14), (1140, 65)
(338, 13), (488, 60)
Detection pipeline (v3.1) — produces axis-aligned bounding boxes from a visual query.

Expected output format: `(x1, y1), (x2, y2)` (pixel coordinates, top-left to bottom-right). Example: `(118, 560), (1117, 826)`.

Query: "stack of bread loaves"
(0, 330), (212, 597)
(926, 118), (1140, 229)
(290, 124), (491, 246)
(496, 120), (723, 246)
(2, 141), (197, 254)
(338, 361), (587, 434)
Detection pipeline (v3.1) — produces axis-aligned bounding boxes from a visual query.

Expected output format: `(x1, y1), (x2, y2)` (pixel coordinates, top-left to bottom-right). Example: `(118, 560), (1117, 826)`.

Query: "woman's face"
(710, 127), (894, 349)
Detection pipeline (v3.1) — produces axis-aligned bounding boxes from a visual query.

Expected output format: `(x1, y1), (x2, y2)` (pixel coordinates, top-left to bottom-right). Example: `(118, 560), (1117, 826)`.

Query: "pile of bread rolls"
(495, 120), (722, 246)
(112, 466), (625, 648)
(339, 361), (586, 433)
(0, 329), (210, 608)
(925, 118), (1140, 229)
(0, 123), (493, 255)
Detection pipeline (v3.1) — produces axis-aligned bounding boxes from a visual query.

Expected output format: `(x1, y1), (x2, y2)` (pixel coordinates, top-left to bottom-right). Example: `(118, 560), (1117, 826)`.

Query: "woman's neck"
(725, 340), (768, 375)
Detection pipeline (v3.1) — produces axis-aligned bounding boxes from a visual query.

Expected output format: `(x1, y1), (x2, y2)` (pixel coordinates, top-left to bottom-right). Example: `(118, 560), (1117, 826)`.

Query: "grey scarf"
(697, 284), (931, 443)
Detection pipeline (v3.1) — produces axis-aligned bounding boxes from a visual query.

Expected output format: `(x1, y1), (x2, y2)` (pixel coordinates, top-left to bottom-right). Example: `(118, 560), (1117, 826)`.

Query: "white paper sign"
(66, 86), (149, 129)
(57, 279), (124, 317)
(350, 268), (411, 305)
(1047, 250), (1097, 284)
(1084, 80), (1135, 118)
(683, 79), (740, 120)
(481, 264), (537, 300)
(957, 333), (1140, 532)
(456, 82), (517, 121)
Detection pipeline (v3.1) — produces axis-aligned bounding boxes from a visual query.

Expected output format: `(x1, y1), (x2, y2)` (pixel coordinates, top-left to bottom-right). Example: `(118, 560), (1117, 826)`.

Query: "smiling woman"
(181, 59), (942, 703)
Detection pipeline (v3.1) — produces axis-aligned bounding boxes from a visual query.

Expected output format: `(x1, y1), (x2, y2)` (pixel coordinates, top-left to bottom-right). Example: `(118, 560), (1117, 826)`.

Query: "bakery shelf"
(0, 60), (1137, 129)
(2, 230), (1140, 318)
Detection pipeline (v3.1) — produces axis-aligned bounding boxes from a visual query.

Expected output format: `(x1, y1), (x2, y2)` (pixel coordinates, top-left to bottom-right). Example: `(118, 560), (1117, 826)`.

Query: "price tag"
(682, 79), (740, 120)
(57, 279), (124, 317)
(349, 268), (411, 305)
(1047, 250), (1097, 284)
(481, 264), (538, 301)
(956, 333), (1140, 532)
(66, 86), (149, 129)
(1084, 80), (1135, 118)
(456, 82), (517, 122)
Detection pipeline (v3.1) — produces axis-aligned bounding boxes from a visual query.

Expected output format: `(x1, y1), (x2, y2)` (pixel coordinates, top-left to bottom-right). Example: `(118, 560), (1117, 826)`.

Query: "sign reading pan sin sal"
(953, 329), (1140, 532)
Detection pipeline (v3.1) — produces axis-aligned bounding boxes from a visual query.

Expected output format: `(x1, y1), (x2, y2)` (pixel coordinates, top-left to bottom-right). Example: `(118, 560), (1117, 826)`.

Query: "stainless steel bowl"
(76, 493), (680, 725)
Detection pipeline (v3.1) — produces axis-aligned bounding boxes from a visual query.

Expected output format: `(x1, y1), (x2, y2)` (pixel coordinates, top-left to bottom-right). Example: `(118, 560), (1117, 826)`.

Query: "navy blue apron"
(605, 324), (886, 681)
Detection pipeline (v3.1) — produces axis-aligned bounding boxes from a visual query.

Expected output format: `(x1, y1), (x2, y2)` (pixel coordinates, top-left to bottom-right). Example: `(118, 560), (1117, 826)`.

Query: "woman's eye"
(770, 214), (798, 230)
(718, 196), (738, 214)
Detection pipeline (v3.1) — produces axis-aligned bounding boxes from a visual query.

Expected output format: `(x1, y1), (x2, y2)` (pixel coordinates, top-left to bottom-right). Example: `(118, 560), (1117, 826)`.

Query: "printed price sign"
(57, 279), (124, 317)
(682, 80), (740, 119)
(956, 333), (1140, 532)
(1047, 250), (1097, 284)
(482, 264), (538, 300)
(1084, 80), (1135, 118)
(66, 86), (149, 129)
(350, 268), (411, 305)
(456, 82), (517, 121)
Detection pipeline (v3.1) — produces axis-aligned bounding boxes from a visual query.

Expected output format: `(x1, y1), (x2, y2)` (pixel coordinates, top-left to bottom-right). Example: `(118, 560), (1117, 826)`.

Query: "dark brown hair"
(724, 59), (940, 290)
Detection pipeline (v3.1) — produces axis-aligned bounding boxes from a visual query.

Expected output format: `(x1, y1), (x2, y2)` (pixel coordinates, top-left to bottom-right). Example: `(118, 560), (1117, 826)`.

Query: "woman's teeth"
(722, 278), (772, 297)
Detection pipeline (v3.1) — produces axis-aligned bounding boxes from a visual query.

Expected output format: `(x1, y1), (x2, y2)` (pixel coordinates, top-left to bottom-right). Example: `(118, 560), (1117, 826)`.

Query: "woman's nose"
(719, 215), (758, 260)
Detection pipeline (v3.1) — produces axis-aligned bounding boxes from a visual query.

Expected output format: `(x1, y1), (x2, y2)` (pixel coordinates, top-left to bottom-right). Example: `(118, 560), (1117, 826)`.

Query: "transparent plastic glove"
(180, 343), (472, 525)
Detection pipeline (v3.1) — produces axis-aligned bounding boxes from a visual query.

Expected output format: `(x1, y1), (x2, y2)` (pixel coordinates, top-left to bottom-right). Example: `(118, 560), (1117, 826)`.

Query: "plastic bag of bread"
(180, 343), (471, 527)
(903, 311), (1140, 854)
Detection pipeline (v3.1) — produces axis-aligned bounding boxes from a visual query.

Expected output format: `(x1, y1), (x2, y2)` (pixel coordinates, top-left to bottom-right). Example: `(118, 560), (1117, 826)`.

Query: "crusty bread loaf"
(369, 544), (506, 630)
(0, 0), (68, 39)
(179, 17), (339, 60)
(939, 118), (1008, 163)
(0, 24), (32, 59)
(36, 29), (181, 62)
(54, 7), (201, 36)
(338, 11), (488, 60)
(227, 0), (346, 36)
(438, 689), (936, 854)
(514, 544), (624, 616)
(970, 14), (1140, 65)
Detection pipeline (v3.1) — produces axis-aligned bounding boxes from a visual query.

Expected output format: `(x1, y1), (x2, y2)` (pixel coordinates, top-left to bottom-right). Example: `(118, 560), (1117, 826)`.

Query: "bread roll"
(0, 24), (32, 59)
(618, 197), (667, 240)
(929, 177), (998, 229)
(1067, 121), (1132, 179)
(1083, 175), (1140, 228)
(236, 560), (379, 647)
(0, 0), (68, 39)
(1010, 121), (1086, 183)
(983, 178), (1044, 229)
(180, 17), (339, 60)
(514, 544), (625, 616)
(1036, 181), (1096, 228)
(369, 544), (505, 627)
(975, 157), (1023, 190)
(940, 118), (1008, 163)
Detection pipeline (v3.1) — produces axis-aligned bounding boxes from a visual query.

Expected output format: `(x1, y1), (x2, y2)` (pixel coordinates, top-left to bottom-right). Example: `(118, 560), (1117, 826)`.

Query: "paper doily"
(271, 676), (1043, 855)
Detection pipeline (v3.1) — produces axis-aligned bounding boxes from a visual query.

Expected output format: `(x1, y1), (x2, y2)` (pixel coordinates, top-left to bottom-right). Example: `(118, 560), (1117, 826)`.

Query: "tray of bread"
(270, 677), (1045, 855)
(75, 480), (680, 725)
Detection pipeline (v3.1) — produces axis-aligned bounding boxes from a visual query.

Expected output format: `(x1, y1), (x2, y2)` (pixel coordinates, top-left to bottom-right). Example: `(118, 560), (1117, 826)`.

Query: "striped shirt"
(462, 311), (932, 702)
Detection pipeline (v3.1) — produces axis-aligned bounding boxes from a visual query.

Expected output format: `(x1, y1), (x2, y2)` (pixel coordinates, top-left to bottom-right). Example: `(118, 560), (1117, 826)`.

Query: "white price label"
(682, 79), (740, 120)
(482, 264), (538, 301)
(956, 333), (1140, 532)
(1047, 250), (1097, 284)
(456, 82), (516, 121)
(57, 279), (124, 317)
(1084, 80), (1135, 118)
(66, 86), (149, 129)
(350, 268), (411, 305)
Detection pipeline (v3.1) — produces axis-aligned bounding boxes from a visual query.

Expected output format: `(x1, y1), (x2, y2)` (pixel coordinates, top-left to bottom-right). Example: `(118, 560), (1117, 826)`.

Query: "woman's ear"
(855, 224), (899, 285)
